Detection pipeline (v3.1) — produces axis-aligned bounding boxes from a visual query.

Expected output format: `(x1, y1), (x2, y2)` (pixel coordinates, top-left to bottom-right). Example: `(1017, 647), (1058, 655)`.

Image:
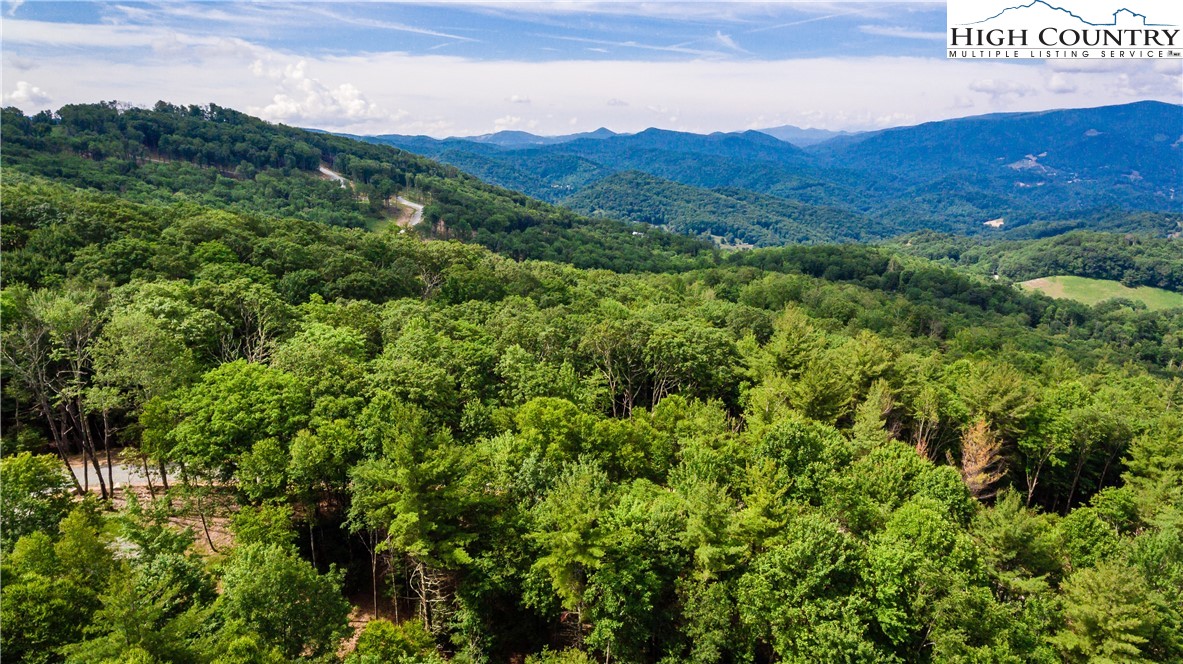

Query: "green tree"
(1050, 561), (1182, 663)
(582, 480), (683, 662)
(867, 497), (986, 653)
(229, 503), (296, 549)
(956, 361), (1033, 443)
(579, 315), (651, 417)
(525, 649), (596, 664)
(1057, 506), (1123, 571)
(0, 506), (114, 663)
(348, 394), (476, 630)
(346, 619), (442, 664)
(972, 489), (1063, 590)
(529, 461), (615, 636)
(218, 543), (351, 660)
(1, 533), (94, 663)
(644, 319), (737, 405)
(0, 452), (74, 551)
(1122, 412), (1183, 520)
(751, 414), (852, 505)
(1, 285), (108, 495)
(271, 321), (368, 400)
(165, 360), (308, 478)
(737, 514), (884, 662)
(91, 307), (199, 404)
(60, 564), (214, 664)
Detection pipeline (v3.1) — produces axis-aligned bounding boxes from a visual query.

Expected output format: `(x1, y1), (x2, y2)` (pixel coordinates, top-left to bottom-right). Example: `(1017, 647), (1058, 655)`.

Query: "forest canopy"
(2, 102), (1182, 664)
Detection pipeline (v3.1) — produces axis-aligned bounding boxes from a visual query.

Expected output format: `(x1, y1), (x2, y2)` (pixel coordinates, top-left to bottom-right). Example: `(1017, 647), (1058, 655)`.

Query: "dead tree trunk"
(143, 456), (157, 499)
(102, 409), (114, 496)
(38, 396), (83, 493)
(69, 399), (107, 499)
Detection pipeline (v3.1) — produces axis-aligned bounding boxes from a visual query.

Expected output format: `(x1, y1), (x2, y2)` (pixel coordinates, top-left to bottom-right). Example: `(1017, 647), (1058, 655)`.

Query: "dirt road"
(317, 164), (423, 229)
(395, 196), (425, 227)
(67, 454), (155, 489)
(318, 165), (349, 188)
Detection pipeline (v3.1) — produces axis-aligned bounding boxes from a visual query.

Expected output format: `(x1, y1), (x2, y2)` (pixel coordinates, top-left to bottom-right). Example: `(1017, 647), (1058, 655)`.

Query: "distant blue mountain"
(458, 127), (620, 147)
(810, 100), (1181, 183)
(756, 124), (855, 147)
(363, 101), (1183, 244)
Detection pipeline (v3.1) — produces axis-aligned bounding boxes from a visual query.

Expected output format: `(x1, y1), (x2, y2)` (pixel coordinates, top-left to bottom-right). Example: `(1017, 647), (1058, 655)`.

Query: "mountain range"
(417, 124), (853, 149)
(756, 125), (854, 146)
(364, 101), (1182, 246)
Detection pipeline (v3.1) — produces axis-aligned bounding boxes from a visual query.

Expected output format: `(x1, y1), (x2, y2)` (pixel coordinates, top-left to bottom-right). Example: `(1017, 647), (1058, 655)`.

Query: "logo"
(947, 0), (1183, 58)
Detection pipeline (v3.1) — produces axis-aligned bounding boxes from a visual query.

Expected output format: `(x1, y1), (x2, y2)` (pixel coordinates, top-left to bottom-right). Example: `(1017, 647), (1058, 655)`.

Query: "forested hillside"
(2, 102), (1183, 664)
(562, 171), (869, 246)
(0, 103), (710, 272)
(893, 230), (1183, 292)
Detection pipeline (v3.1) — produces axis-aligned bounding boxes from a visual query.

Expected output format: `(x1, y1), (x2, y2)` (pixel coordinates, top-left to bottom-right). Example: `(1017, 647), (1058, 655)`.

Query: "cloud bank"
(2, 7), (1179, 136)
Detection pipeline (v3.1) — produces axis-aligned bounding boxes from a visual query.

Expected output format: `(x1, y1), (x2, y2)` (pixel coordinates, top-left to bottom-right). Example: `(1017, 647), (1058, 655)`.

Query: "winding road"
(319, 163), (424, 228)
(395, 196), (425, 227)
(318, 165), (349, 188)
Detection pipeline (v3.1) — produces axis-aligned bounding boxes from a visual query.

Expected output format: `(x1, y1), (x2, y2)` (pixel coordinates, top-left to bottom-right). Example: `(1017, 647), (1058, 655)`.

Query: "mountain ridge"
(364, 100), (1182, 244)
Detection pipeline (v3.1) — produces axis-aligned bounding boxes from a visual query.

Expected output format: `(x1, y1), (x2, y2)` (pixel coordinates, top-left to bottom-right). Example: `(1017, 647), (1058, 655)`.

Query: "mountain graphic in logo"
(963, 0), (1171, 26)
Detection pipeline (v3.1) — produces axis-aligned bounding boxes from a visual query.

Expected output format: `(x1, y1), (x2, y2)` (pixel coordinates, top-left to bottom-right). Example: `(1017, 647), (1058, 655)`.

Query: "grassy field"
(1020, 275), (1183, 311)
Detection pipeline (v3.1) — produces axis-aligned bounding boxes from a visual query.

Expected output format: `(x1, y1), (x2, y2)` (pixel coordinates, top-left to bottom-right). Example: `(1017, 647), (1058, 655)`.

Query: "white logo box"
(947, 0), (1183, 58)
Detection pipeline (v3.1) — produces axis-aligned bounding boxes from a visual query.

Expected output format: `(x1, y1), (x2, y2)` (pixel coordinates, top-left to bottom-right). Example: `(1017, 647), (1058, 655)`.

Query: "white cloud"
(493, 115), (522, 130)
(108, 2), (285, 28)
(1045, 73), (1077, 94)
(5, 81), (51, 106)
(859, 25), (945, 41)
(449, 1), (786, 23)
(779, 2), (944, 21)
(301, 6), (478, 42)
(1049, 59), (1143, 74)
(874, 112), (917, 127)
(6, 56), (35, 72)
(2, 17), (266, 61)
(714, 31), (750, 54)
(745, 11), (861, 34)
(508, 94), (531, 104)
(6, 0), (24, 17)
(461, 0), (928, 23)
(950, 95), (975, 109)
(4, 16), (1179, 136)
(400, 117), (455, 135)
(3, 19), (166, 48)
(546, 34), (730, 59)
(969, 78), (1036, 101)
(1152, 60), (1183, 75)
(248, 60), (402, 127)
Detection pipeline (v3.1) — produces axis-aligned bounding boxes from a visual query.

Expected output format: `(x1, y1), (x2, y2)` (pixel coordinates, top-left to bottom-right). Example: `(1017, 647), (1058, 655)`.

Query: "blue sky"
(3, 1), (1179, 136)
(6, 2), (951, 60)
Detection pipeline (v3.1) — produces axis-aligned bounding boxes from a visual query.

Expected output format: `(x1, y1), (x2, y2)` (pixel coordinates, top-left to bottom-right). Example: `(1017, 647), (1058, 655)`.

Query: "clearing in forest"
(1019, 275), (1183, 311)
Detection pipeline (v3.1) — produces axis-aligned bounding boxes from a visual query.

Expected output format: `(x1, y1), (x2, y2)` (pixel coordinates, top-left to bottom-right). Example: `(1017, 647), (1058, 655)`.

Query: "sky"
(2, 1), (1180, 137)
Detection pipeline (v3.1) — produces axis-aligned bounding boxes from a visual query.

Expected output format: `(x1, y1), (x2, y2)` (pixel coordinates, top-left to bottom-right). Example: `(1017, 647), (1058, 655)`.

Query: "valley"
(368, 101), (1182, 246)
